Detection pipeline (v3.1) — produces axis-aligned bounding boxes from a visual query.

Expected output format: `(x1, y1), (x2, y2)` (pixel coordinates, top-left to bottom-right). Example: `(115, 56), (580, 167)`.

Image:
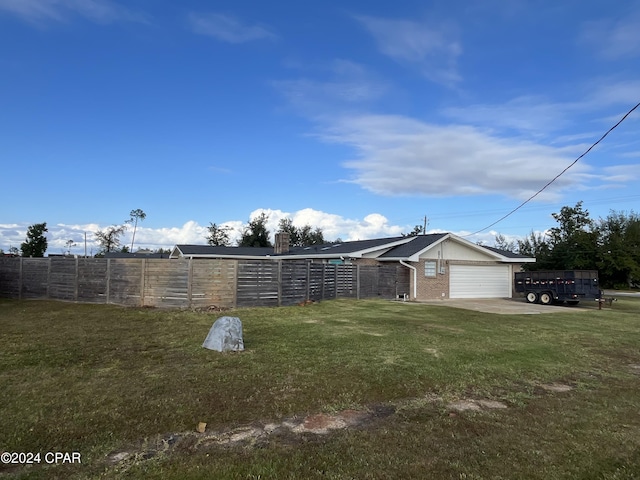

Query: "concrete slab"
(415, 297), (597, 315)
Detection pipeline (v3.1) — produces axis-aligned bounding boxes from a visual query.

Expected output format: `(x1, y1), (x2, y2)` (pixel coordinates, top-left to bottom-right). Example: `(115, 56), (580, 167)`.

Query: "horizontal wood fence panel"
(0, 258), (21, 298)
(21, 258), (49, 299)
(236, 260), (279, 307)
(337, 265), (357, 298)
(190, 259), (237, 309)
(0, 257), (408, 308)
(109, 259), (143, 306)
(308, 263), (326, 301)
(143, 259), (189, 308)
(280, 260), (309, 306)
(49, 257), (77, 301)
(78, 258), (108, 303)
(395, 266), (410, 298)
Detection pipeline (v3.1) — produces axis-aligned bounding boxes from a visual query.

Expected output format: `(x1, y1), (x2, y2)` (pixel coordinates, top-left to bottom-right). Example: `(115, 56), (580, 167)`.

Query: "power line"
(464, 101), (640, 236)
(425, 194), (640, 222)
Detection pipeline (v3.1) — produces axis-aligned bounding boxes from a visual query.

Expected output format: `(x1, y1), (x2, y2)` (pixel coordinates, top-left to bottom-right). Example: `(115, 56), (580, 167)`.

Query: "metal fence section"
(0, 257), (409, 308)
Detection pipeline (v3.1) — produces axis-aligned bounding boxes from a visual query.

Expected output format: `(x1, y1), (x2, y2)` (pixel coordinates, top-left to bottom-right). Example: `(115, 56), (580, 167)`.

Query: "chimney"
(274, 232), (290, 254)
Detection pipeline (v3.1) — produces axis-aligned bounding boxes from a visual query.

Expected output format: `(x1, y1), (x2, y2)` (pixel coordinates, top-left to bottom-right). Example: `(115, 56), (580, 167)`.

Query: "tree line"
(8, 203), (640, 289)
(495, 202), (640, 289)
(206, 213), (327, 248)
(7, 210), (149, 258)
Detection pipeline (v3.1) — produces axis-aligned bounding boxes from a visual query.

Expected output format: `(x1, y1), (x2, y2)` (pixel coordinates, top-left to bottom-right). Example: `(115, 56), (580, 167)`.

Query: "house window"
(425, 261), (437, 277)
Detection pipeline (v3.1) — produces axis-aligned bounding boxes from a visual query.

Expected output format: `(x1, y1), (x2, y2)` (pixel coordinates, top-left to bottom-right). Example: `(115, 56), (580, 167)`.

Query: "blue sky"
(1, 0), (639, 255)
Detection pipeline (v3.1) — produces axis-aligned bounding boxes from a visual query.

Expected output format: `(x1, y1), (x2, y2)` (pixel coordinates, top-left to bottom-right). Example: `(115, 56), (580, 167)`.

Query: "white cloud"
(273, 60), (639, 204)
(0, 211), (413, 254)
(316, 113), (599, 201)
(442, 81), (640, 137)
(0, 0), (61, 21)
(581, 10), (640, 59)
(0, 0), (149, 24)
(599, 164), (640, 183)
(248, 208), (406, 242)
(586, 79), (640, 112)
(132, 221), (208, 248)
(355, 14), (462, 87)
(188, 12), (276, 43)
(442, 95), (574, 136)
(273, 59), (387, 117)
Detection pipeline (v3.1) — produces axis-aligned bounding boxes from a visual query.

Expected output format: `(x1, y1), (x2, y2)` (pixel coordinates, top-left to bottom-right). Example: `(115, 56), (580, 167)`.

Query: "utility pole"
(423, 216), (428, 235)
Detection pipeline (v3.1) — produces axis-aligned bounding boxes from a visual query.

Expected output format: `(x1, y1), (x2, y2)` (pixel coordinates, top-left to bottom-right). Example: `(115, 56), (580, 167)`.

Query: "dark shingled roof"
(480, 245), (531, 259)
(172, 235), (535, 262)
(104, 252), (171, 258)
(378, 233), (448, 259)
(175, 245), (274, 257)
(285, 236), (409, 256)
(174, 237), (412, 258)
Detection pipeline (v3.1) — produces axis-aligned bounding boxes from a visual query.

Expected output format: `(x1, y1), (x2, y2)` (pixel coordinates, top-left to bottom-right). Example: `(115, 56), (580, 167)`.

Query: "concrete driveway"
(417, 297), (599, 314)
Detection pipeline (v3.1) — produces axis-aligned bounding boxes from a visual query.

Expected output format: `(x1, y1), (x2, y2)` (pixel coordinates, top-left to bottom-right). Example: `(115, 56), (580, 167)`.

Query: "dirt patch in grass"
(104, 392), (512, 473)
(105, 408), (375, 471)
(539, 383), (574, 393)
(447, 398), (509, 412)
(102, 376), (588, 475)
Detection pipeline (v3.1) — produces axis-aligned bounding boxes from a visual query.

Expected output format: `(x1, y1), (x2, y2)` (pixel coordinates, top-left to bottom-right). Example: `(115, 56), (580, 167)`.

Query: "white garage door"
(450, 265), (511, 299)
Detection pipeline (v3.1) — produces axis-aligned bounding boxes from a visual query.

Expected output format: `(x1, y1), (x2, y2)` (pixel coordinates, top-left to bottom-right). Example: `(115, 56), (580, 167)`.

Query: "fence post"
(140, 258), (146, 307)
(233, 260), (238, 308)
(18, 257), (23, 300)
(46, 257), (52, 299)
(356, 264), (361, 300)
(277, 260), (282, 307)
(335, 265), (339, 298)
(187, 258), (193, 309)
(74, 257), (79, 302)
(306, 261), (311, 302)
(321, 263), (326, 300)
(106, 258), (111, 304)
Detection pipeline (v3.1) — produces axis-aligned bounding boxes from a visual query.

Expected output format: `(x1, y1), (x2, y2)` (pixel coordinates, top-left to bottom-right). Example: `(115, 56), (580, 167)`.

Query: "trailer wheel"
(540, 292), (553, 305)
(525, 292), (538, 303)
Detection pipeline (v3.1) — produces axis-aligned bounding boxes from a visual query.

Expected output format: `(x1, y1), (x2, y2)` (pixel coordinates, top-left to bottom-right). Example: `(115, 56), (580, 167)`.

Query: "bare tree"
(65, 239), (76, 256)
(95, 224), (128, 254)
(494, 233), (516, 252)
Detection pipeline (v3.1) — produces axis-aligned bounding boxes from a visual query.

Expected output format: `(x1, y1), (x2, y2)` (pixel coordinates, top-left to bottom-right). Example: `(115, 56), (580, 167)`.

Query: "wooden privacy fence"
(0, 257), (409, 309)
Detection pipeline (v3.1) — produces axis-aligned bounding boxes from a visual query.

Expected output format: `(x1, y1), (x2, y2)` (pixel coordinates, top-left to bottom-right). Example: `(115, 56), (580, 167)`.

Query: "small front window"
(425, 260), (437, 277)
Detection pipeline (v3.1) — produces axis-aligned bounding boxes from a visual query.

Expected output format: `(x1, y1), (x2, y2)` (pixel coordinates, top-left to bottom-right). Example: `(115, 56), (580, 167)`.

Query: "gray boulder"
(203, 316), (244, 352)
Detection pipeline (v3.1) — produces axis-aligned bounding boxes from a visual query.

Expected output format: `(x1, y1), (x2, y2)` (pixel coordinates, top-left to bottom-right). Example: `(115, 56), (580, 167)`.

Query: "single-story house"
(170, 233), (535, 301)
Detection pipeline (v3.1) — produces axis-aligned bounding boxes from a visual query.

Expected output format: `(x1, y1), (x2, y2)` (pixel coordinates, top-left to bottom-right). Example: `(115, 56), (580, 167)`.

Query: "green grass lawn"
(1, 297), (640, 479)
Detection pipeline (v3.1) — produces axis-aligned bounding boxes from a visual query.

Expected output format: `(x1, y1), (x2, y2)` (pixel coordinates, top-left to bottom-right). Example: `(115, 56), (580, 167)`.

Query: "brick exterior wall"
(413, 259), (450, 300)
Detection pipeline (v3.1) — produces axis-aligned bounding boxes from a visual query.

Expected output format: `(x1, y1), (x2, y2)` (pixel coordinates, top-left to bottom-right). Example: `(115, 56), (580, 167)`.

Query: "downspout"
(399, 260), (417, 300)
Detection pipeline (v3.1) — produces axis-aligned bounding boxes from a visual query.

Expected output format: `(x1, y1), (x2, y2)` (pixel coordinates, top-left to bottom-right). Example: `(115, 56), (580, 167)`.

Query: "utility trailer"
(514, 270), (601, 305)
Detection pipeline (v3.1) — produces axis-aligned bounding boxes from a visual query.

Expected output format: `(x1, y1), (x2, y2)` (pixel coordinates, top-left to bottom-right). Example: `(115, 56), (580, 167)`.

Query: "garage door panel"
(450, 265), (510, 298)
